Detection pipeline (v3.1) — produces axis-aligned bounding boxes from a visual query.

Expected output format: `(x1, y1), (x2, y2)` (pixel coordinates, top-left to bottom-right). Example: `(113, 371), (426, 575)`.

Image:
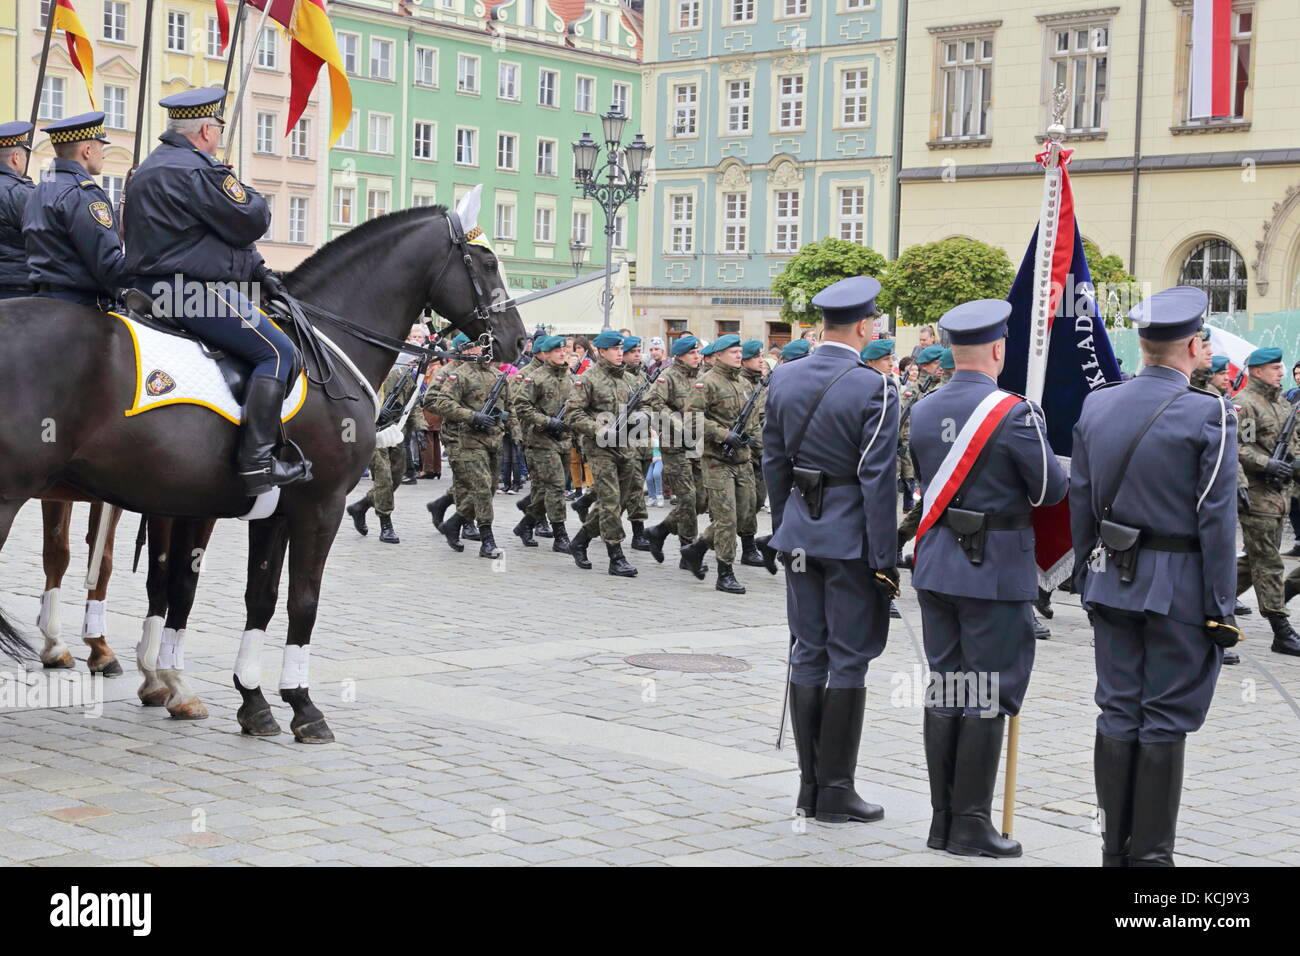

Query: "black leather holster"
(792, 467), (825, 520)
(1099, 519), (1142, 584)
(945, 508), (988, 565)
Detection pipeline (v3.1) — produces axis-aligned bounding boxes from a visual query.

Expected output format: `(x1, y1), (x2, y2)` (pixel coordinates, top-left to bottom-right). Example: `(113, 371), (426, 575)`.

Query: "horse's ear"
(455, 184), (483, 237)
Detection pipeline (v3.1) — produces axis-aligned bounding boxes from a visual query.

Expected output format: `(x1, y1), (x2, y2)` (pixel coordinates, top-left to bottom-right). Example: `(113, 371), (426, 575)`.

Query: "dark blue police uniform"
(0, 121), (36, 298)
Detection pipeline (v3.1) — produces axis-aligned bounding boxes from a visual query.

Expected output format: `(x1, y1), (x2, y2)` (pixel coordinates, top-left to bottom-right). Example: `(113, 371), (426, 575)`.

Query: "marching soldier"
(739, 338), (768, 565)
(1206, 355), (1231, 395)
(1189, 328), (1215, 390)
(861, 337), (895, 375)
(23, 112), (126, 308)
(1234, 347), (1300, 655)
(1073, 286), (1239, 867)
(621, 336), (655, 552)
(0, 121), (35, 300)
(911, 300), (1068, 859)
(644, 335), (710, 577)
(346, 361), (420, 544)
(429, 338), (508, 558)
(764, 276), (899, 824)
(779, 339), (810, 363)
(426, 333), (469, 535)
(562, 329), (641, 576)
(512, 335), (575, 553)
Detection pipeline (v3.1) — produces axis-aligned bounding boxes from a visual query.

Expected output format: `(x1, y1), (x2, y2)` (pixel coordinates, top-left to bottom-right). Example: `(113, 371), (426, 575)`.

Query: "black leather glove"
(1205, 615), (1243, 648)
(1238, 487), (1251, 511)
(1265, 458), (1293, 484)
(545, 416), (568, 438)
(721, 431), (744, 457)
(259, 269), (289, 303)
(871, 566), (900, 601)
(470, 411), (498, 432)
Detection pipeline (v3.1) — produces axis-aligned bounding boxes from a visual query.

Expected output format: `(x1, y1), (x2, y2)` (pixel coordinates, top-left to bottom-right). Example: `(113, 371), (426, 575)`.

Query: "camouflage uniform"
(513, 356), (575, 523)
(563, 356), (641, 544)
(624, 363), (655, 523)
(430, 359), (509, 526)
(689, 362), (757, 564)
(742, 365), (767, 511)
(426, 366), (467, 513)
(649, 356), (707, 542)
(1236, 376), (1300, 616)
(362, 367), (416, 516)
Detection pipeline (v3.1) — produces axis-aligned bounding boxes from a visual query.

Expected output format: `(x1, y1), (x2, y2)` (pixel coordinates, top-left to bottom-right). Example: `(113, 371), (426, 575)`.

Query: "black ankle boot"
(814, 687), (883, 823)
(739, 534), (765, 567)
(378, 514), (399, 544)
(755, 533), (779, 575)
(789, 683), (824, 818)
(515, 494), (531, 514)
(679, 539), (709, 580)
(535, 517), (553, 538)
(1095, 732), (1139, 867)
(461, 523), (481, 541)
(441, 513), (466, 552)
(478, 524), (502, 559)
(607, 542), (637, 577)
(1129, 739), (1185, 867)
(573, 492), (595, 523)
(1268, 613), (1300, 656)
(630, 520), (651, 551)
(426, 494), (452, 531)
(923, 709), (962, 850)
(236, 374), (313, 495)
(644, 522), (671, 563)
(513, 515), (538, 547)
(347, 499), (370, 536)
(947, 715), (1021, 858)
(715, 561), (745, 594)
(569, 528), (593, 569)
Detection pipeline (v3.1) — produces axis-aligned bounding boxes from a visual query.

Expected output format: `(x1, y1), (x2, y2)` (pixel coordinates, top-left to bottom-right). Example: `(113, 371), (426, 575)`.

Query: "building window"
(289, 118), (309, 158)
(289, 197), (308, 243)
(206, 16), (223, 57)
(539, 70), (558, 108)
(338, 110), (359, 150)
(774, 190), (800, 253)
(370, 38), (393, 80)
(103, 1), (126, 41)
(1185, 6), (1253, 122)
(499, 62), (519, 100)
(412, 191), (437, 208)
(575, 76), (595, 114)
(838, 187), (865, 243)
(722, 192), (748, 254)
(1049, 22), (1109, 131)
(844, 0), (872, 8)
(595, 10), (612, 41)
(457, 54), (479, 93)
(670, 194), (695, 254)
(455, 128), (477, 165)
(103, 85), (127, 129)
(257, 26), (278, 68)
(332, 186), (354, 226)
(672, 83), (698, 137)
(497, 133), (517, 171)
(366, 188), (390, 221)
(255, 112), (276, 153)
(166, 11), (188, 52)
(572, 210), (590, 246)
(495, 202), (516, 241)
(1180, 239), (1247, 314)
(537, 138), (557, 176)
(412, 121), (434, 160)
(414, 47), (437, 87)
(520, 0), (544, 27)
(676, 0), (700, 30)
(778, 75), (805, 130)
(728, 0), (755, 25)
(368, 113), (392, 154)
(938, 34), (994, 140)
(612, 82), (630, 116)
(535, 206), (555, 243)
(38, 77), (65, 121)
(101, 174), (124, 208)
(841, 69), (869, 127)
(338, 32), (359, 75)
(613, 213), (627, 249)
(782, 0), (809, 15)
(726, 80), (751, 134)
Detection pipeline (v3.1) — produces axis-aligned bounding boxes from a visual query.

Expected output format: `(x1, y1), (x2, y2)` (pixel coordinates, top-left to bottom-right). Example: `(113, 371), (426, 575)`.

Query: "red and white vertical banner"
(1190, 0), (1233, 119)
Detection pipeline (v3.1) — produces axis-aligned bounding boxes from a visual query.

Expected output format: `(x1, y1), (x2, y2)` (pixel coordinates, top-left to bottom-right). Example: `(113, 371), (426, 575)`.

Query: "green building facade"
(328, 0), (643, 294)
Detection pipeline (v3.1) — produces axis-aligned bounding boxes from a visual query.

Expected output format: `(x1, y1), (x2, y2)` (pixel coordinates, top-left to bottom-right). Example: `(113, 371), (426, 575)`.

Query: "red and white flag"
(1206, 324), (1253, 395)
(1190, 0), (1234, 119)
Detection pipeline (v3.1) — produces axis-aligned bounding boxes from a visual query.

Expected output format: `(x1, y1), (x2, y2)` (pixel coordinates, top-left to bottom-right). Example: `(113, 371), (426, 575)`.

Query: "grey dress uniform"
(1072, 286), (1239, 868)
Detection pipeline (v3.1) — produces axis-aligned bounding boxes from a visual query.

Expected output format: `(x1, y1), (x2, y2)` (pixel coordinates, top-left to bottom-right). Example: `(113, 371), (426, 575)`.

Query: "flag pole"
(131, 0), (157, 170)
(223, 1), (274, 164)
(28, 1), (60, 146)
(220, 0), (250, 95)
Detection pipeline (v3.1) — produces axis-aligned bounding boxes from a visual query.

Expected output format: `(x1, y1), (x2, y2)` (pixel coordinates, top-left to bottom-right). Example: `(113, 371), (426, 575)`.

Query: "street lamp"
(572, 104), (653, 330)
(569, 240), (586, 277)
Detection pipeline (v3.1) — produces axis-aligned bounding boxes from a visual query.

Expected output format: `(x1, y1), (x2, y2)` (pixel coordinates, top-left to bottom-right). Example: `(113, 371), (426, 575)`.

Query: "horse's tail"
(0, 604), (34, 664)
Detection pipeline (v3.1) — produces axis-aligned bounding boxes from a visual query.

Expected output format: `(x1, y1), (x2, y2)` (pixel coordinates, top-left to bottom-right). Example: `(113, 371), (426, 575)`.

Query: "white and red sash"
(915, 391), (1023, 543)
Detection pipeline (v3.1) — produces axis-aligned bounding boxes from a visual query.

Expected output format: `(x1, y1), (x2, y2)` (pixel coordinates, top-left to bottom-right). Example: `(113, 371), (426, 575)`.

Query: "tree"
(879, 238), (1015, 327)
(770, 238), (888, 327)
(1083, 240), (1140, 325)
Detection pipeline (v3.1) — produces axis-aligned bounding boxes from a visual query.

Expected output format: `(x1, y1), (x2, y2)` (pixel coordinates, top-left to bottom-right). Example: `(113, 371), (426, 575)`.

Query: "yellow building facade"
(898, 0), (1300, 319)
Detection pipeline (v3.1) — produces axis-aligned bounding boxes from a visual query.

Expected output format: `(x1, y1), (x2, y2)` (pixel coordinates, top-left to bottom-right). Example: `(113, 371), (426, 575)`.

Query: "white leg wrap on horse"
(82, 599), (107, 639)
(235, 629), (266, 689)
(137, 616), (163, 672)
(279, 644), (310, 690)
(37, 588), (61, 639)
(158, 627), (185, 672)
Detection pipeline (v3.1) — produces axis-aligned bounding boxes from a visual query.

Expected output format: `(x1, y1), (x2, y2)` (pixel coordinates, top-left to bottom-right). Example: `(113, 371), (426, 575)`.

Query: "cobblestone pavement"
(1, 478), (1299, 866)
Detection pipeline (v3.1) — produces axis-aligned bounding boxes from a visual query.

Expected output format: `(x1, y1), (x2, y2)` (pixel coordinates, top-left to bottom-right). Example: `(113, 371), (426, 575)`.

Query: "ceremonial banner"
(1190, 0), (1234, 119)
(248, 0), (352, 145)
(215, 0), (233, 53)
(53, 0), (96, 107)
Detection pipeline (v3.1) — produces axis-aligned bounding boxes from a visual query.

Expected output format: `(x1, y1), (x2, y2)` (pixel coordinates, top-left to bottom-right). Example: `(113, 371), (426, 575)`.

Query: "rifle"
(1230, 367), (1247, 393)
(477, 367), (512, 426)
(610, 365), (665, 437)
(1265, 392), (1300, 488)
(723, 374), (768, 460)
(899, 372), (935, 430)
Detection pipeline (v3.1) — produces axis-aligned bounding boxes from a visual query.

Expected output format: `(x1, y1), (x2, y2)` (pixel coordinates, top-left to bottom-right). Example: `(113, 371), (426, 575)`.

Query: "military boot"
(1033, 615), (1051, 640)
(377, 514), (399, 545)
(513, 515), (538, 547)
(572, 491), (595, 523)
(739, 534), (765, 567)
(515, 494), (531, 515)
(1267, 613), (1300, 656)
(755, 534), (779, 575)
(715, 561), (745, 594)
(923, 709), (962, 850)
(644, 522), (672, 563)
(946, 715), (1021, 858)
(1129, 739), (1185, 867)
(1095, 732), (1139, 867)
(1286, 579), (1300, 606)
(426, 494), (452, 531)
(607, 542), (637, 577)
(535, 517), (553, 538)
(461, 523), (481, 541)
(550, 519), (571, 554)
(1234, 599), (1253, 615)
(814, 687), (884, 823)
(679, 539), (709, 580)
(789, 683), (824, 818)
(569, 528), (593, 570)
(630, 520), (651, 552)
(440, 513), (466, 553)
(346, 499), (370, 536)
(478, 524), (502, 559)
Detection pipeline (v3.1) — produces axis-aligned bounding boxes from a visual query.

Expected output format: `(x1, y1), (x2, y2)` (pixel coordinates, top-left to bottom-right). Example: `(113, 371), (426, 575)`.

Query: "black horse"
(0, 205), (526, 740)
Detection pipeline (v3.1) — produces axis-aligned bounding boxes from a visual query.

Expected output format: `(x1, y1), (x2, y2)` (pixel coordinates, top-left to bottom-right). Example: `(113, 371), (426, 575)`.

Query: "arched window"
(1179, 238), (1248, 314)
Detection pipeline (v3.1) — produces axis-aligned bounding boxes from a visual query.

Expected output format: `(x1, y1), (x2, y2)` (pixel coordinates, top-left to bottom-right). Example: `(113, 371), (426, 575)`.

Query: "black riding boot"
(1129, 739), (1185, 867)
(630, 520), (651, 552)
(814, 687), (883, 823)
(1095, 732), (1139, 867)
(947, 714), (1021, 858)
(513, 515), (538, 547)
(739, 534), (765, 567)
(1268, 612), (1300, 656)
(645, 522), (671, 563)
(550, 519), (571, 554)
(572, 491), (595, 523)
(923, 709), (962, 850)
(378, 513), (399, 545)
(478, 524), (502, 559)
(679, 539), (709, 580)
(569, 528), (593, 569)
(755, 533), (779, 575)
(789, 683), (824, 818)
(346, 499), (370, 536)
(441, 512), (466, 552)
(607, 542), (637, 577)
(715, 561), (745, 594)
(237, 374), (313, 496)
(426, 494), (452, 531)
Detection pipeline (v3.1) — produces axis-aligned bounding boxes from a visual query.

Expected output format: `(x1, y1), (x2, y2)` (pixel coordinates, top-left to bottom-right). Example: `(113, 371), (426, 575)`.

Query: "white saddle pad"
(111, 312), (307, 425)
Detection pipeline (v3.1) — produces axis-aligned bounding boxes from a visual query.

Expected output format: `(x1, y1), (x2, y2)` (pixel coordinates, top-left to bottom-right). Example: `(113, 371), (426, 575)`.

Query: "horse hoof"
(237, 704), (282, 736)
(166, 698), (209, 720)
(42, 650), (75, 670)
(88, 655), (123, 677)
(291, 717), (334, 744)
(138, 681), (170, 706)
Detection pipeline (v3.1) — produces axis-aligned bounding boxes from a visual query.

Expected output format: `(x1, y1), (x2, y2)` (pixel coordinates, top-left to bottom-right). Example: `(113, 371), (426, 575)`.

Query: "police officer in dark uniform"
(763, 276), (899, 824)
(0, 121), (35, 299)
(910, 300), (1069, 859)
(124, 88), (308, 496)
(1072, 286), (1239, 867)
(22, 113), (126, 307)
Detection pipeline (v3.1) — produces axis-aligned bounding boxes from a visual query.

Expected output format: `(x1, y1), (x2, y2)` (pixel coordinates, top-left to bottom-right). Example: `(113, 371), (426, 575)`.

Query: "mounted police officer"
(1072, 287), (1239, 867)
(513, 335), (576, 553)
(763, 276), (899, 824)
(22, 113), (126, 307)
(0, 121), (35, 300)
(910, 300), (1068, 859)
(123, 88), (308, 497)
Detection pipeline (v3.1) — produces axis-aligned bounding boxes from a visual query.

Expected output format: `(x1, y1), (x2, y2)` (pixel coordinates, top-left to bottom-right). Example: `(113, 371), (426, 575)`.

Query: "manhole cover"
(623, 653), (750, 673)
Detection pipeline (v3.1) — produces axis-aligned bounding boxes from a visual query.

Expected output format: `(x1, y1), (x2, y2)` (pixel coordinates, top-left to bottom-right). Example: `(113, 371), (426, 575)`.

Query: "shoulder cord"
(1196, 396), (1228, 513)
(1026, 402), (1050, 508)
(857, 371), (892, 475)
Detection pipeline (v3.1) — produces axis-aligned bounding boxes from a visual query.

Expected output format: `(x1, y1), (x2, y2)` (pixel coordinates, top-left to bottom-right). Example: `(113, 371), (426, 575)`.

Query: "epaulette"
(78, 179), (95, 187)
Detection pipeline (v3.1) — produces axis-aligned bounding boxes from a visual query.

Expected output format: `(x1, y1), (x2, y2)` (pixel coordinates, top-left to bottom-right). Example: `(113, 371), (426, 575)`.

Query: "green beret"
(781, 340), (810, 361)
(534, 335), (564, 353)
(622, 336), (642, 352)
(1210, 355), (1230, 374)
(671, 335), (700, 356)
(592, 330), (623, 349)
(451, 332), (471, 350)
(917, 345), (945, 365)
(703, 334), (741, 356)
(740, 339), (764, 360)
(861, 339), (895, 361)
(1247, 346), (1283, 367)
(939, 348), (955, 370)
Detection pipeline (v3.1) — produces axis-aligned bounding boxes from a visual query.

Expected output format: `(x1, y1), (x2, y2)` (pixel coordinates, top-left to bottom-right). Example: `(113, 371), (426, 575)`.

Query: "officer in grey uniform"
(910, 300), (1068, 859)
(763, 276), (899, 824)
(1072, 287), (1238, 867)
(0, 121), (35, 299)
